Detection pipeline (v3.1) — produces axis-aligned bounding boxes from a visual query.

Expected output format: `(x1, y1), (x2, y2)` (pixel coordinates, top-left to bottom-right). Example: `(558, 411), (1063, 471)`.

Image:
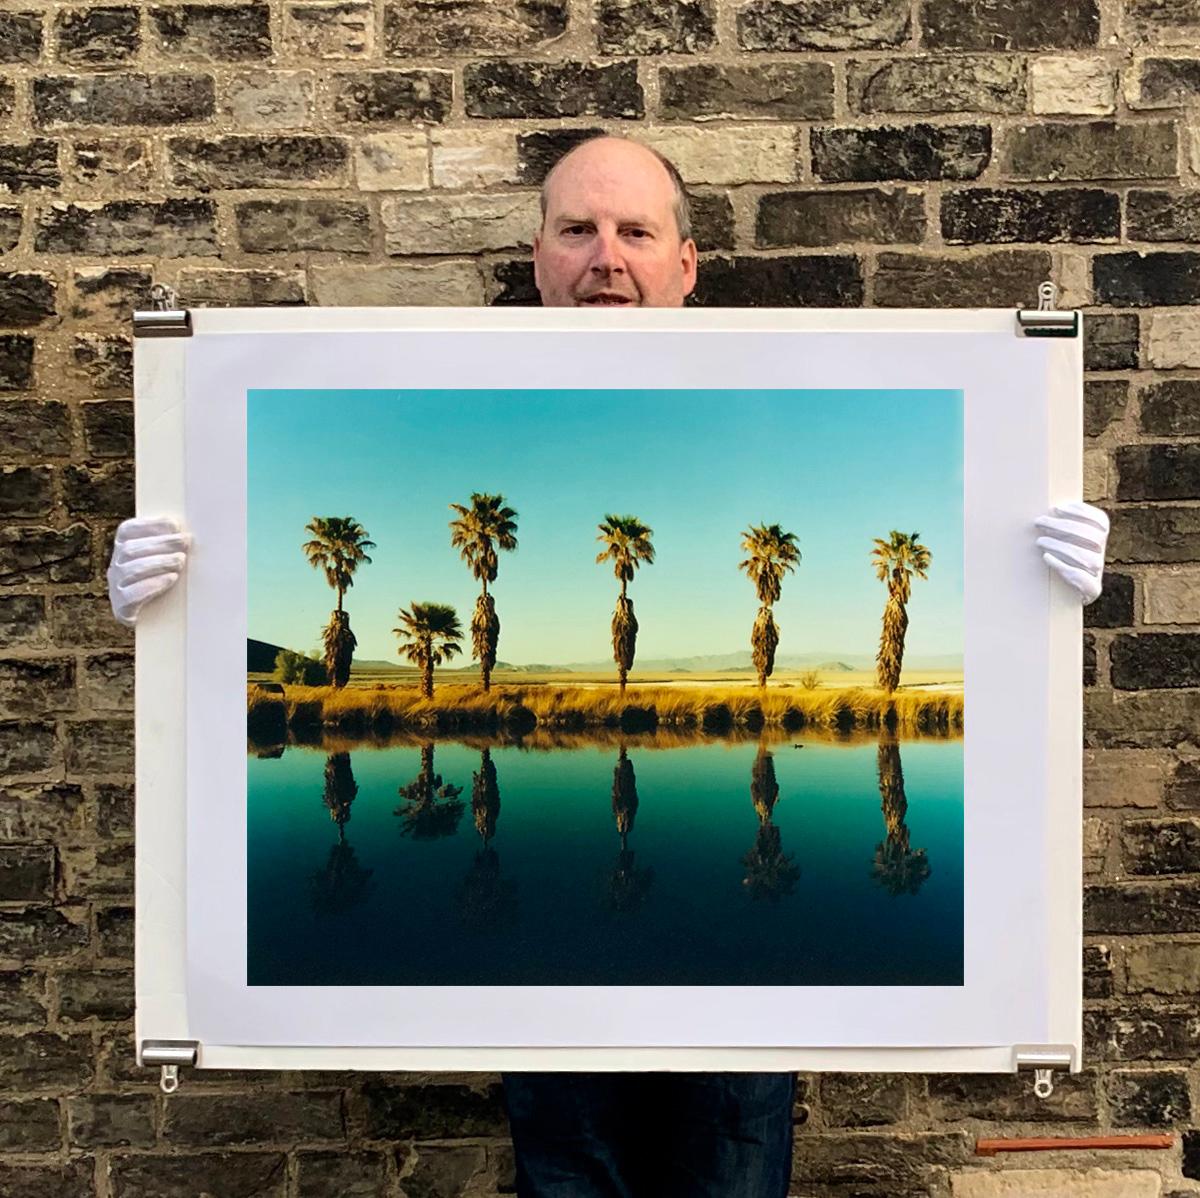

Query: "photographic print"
(245, 388), (964, 989)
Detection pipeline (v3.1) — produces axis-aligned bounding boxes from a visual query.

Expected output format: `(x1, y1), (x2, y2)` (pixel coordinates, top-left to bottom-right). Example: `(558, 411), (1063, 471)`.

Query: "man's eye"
(564, 226), (588, 235)
(626, 228), (649, 238)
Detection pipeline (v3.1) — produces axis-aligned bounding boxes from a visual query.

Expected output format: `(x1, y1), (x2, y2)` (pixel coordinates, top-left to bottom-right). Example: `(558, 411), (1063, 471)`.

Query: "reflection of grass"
(248, 681), (963, 744)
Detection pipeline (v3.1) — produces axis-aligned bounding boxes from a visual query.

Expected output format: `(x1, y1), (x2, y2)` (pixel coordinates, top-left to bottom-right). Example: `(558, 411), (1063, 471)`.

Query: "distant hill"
(248, 638), (284, 672)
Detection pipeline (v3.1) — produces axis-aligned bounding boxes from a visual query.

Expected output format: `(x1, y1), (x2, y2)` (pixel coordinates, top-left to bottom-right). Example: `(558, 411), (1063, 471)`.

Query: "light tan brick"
(310, 262), (483, 306)
(1031, 57), (1117, 116)
(640, 127), (799, 184)
(381, 192), (540, 254)
(1143, 568), (1200, 625)
(1084, 446), (1110, 503)
(1126, 940), (1200, 994)
(223, 71), (315, 129)
(354, 132), (428, 191)
(952, 1168), (1161, 1197)
(432, 129), (520, 189)
(284, 2), (374, 58)
(1148, 312), (1200, 368)
(1083, 749), (1169, 808)
(1083, 817), (1109, 874)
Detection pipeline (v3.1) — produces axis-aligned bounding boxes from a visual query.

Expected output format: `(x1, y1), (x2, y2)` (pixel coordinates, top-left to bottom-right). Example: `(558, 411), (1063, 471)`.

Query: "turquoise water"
(247, 737), (963, 987)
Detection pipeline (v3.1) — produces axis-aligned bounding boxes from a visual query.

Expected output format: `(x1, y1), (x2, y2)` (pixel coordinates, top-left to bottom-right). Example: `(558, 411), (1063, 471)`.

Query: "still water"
(247, 736), (963, 987)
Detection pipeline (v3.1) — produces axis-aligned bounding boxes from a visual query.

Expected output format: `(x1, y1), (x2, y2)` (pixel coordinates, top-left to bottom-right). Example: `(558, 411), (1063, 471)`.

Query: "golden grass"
(247, 680), (963, 746)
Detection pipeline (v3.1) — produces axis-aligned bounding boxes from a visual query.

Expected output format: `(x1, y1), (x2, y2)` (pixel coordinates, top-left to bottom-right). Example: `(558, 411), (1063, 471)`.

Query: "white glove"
(1034, 501), (1108, 605)
(107, 517), (189, 627)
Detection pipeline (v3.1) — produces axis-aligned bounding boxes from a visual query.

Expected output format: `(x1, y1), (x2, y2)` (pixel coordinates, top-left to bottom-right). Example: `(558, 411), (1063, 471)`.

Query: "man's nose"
(589, 229), (624, 274)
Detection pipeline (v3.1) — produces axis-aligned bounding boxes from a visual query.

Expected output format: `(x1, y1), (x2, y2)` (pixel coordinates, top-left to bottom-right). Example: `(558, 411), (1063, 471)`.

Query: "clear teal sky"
(247, 389), (963, 666)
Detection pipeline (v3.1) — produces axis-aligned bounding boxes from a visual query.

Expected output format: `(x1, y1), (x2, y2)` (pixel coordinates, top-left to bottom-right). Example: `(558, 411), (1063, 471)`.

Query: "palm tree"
(395, 742), (465, 839)
(872, 531), (931, 694)
(607, 746), (653, 912)
(742, 747), (800, 901)
(471, 748), (501, 846)
(872, 739), (930, 896)
(596, 515), (655, 694)
(302, 516), (376, 689)
(321, 752), (358, 840)
(393, 602), (463, 699)
(738, 523), (800, 688)
(449, 493), (518, 693)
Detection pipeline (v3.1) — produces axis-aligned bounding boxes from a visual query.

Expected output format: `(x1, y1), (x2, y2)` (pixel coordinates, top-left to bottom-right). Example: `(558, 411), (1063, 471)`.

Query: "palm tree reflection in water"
(309, 752), (373, 916)
(606, 746), (654, 912)
(872, 739), (931, 895)
(395, 742), (465, 840)
(741, 746), (800, 901)
(457, 748), (517, 928)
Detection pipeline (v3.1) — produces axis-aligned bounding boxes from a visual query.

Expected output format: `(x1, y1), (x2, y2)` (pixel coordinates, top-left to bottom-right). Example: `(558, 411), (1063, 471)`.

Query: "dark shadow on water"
(602, 746), (654, 913)
(741, 746), (800, 902)
(308, 753), (373, 916)
(394, 742), (465, 840)
(871, 738), (931, 896)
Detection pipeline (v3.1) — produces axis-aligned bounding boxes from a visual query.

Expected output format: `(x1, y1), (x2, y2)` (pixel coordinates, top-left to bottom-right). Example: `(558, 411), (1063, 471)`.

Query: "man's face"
(533, 138), (698, 309)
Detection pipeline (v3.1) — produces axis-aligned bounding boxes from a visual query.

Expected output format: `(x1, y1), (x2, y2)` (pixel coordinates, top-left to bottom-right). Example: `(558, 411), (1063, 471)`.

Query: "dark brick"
(82, 401), (133, 458)
(922, 0), (1099, 48)
(0, 783), (86, 841)
(0, 657), (74, 715)
(660, 63), (833, 120)
(383, 0), (567, 54)
(0, 1161), (94, 1198)
(50, 594), (132, 649)
(96, 782), (133, 838)
(0, 81), (12, 123)
(1086, 688), (1200, 749)
(64, 718), (133, 775)
(0, 720), (58, 775)
(874, 250), (1052, 307)
(176, 267), (306, 307)
(737, 0), (909, 49)
(1084, 572), (1134, 629)
(790, 1132), (971, 1190)
(0, 1099), (59, 1149)
(0, 272), (55, 328)
(924, 1072), (1098, 1122)
(0, 595), (47, 649)
(361, 1081), (506, 1139)
(110, 1153), (288, 1198)
(849, 55), (1025, 114)
(0, 13), (44, 63)
(1142, 380), (1200, 436)
(1085, 880), (1200, 933)
(1138, 57), (1200, 105)
(0, 908), (87, 960)
(1087, 1008), (1200, 1061)
(465, 61), (643, 119)
(71, 139), (153, 189)
(1111, 506), (1200, 563)
(61, 841), (132, 901)
(95, 905), (132, 959)
(68, 1093), (153, 1147)
(690, 193), (734, 252)
(690, 255), (864, 307)
(33, 72), (216, 127)
(80, 652), (133, 712)
(1004, 122), (1178, 181)
(0, 466), (52, 517)
(758, 188), (924, 247)
(0, 525), (91, 584)
(515, 127), (605, 185)
(56, 7), (140, 65)
(490, 259), (539, 306)
(1083, 943), (1113, 998)
(0, 1031), (90, 1089)
(812, 124), (990, 182)
(1085, 378), (1128, 438)
(0, 970), (47, 1023)
(63, 463), (133, 518)
(1124, 817), (1200, 874)
(36, 199), (218, 257)
(1126, 0), (1200, 40)
(1096, 252), (1200, 307)
(596, 0), (715, 54)
(150, 4), (271, 59)
(296, 1151), (391, 1198)
(0, 846), (56, 903)
(1107, 1070), (1191, 1126)
(70, 268), (153, 325)
(59, 970), (133, 1022)
(168, 134), (348, 190)
(942, 187), (1118, 244)
(1084, 631), (1096, 687)
(0, 208), (19, 255)
(0, 337), (35, 391)
(1112, 632), (1200, 688)
(164, 1091), (346, 1146)
(1189, 1130), (1200, 1181)
(1167, 761), (1200, 812)
(402, 1144), (493, 1197)
(72, 334), (133, 394)
(1117, 444), (1200, 502)
(1084, 313), (1139, 371)
(0, 141), (62, 193)
(820, 1074), (906, 1126)
(236, 198), (371, 253)
(330, 69), (451, 124)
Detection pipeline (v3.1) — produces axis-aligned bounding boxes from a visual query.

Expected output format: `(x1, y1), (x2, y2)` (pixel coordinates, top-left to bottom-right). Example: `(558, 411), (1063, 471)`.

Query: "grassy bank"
(248, 681), (963, 745)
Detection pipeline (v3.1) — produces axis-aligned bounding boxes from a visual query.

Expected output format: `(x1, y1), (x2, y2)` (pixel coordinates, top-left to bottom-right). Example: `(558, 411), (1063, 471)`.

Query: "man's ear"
(532, 231), (542, 293)
(681, 238), (698, 297)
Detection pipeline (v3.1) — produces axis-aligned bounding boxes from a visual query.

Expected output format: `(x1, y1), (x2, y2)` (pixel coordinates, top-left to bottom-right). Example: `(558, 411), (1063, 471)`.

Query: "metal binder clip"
(141, 1040), (198, 1092)
(1015, 1047), (1073, 1099)
(133, 283), (192, 337)
(1016, 279), (1078, 338)
(160, 1064), (180, 1094)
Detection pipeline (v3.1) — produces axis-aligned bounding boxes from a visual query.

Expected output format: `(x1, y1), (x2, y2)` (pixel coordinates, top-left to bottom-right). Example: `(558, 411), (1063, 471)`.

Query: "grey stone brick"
(55, 7), (140, 65)
(176, 267), (306, 307)
(361, 1081), (506, 1139)
(63, 463), (133, 518)
(465, 61), (643, 119)
(81, 401), (133, 458)
(820, 1073), (907, 1126)
(68, 1093), (153, 1147)
(0, 595), (47, 649)
(109, 1153), (288, 1198)
(942, 187), (1119, 243)
(0, 909), (88, 960)
(58, 971), (133, 1022)
(384, 0), (568, 54)
(71, 334), (133, 395)
(660, 63), (832, 120)
(1004, 121), (1178, 181)
(690, 254), (864, 307)
(737, 0), (909, 49)
(1096, 252), (1200, 307)
(149, 4), (271, 59)
(71, 139), (153, 189)
(0, 525), (91, 584)
(96, 783), (133, 838)
(924, 1071), (1098, 1122)
(296, 1150), (391, 1198)
(50, 594), (132, 649)
(1138, 57), (1200, 105)
(35, 200), (218, 257)
(0, 141), (62, 193)
(1083, 943), (1113, 998)
(64, 718), (133, 775)
(1085, 379), (1128, 437)
(0, 657), (74, 715)
(0, 783), (86, 841)
(163, 1091), (347, 1145)
(596, 0), (716, 54)
(0, 1162), (94, 1198)
(0, 272), (56, 327)
(1084, 571), (1134, 628)
(0, 846), (56, 903)
(0, 1099), (59, 1150)
(0, 466), (53, 517)
(789, 1132), (972, 1191)
(1084, 313), (1139, 370)
(236, 198), (371, 253)
(1117, 444), (1200, 501)
(0, 337), (36, 390)
(33, 72), (216, 127)
(757, 188), (925, 247)
(1141, 380), (1200, 435)
(1123, 817), (1200, 875)
(70, 268), (153, 325)
(0, 970), (47, 1023)
(1108, 1069), (1191, 1126)
(1130, 190), (1200, 241)
(0, 1031), (91, 1090)
(0, 208), (19, 254)
(0, 13), (44, 64)
(873, 250), (1051, 307)
(330, 69), (451, 124)
(922, 0), (1099, 49)
(812, 124), (990, 181)
(1085, 881), (1200, 933)
(168, 135), (350, 189)
(689, 192), (734, 251)
(515, 128), (604, 184)
(849, 55), (1025, 114)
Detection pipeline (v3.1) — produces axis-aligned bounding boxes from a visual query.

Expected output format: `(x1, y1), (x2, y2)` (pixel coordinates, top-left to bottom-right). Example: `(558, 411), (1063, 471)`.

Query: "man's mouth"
(577, 293), (636, 306)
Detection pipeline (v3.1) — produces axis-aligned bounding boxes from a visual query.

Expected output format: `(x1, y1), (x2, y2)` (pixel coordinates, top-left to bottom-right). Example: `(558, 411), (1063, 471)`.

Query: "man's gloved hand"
(1035, 501), (1109, 605)
(107, 517), (189, 627)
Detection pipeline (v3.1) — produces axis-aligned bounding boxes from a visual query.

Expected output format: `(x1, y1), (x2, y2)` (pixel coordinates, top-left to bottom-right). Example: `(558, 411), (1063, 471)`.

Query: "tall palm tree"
(393, 602), (463, 699)
(872, 531), (931, 694)
(596, 515), (655, 694)
(739, 523), (800, 688)
(449, 493), (518, 693)
(302, 516), (376, 689)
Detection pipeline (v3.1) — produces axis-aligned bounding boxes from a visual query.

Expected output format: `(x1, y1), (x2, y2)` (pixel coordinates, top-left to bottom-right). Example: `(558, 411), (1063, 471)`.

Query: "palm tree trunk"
(421, 640), (434, 699)
(751, 605), (779, 688)
(612, 593), (637, 696)
(876, 593), (908, 694)
(472, 590), (499, 693)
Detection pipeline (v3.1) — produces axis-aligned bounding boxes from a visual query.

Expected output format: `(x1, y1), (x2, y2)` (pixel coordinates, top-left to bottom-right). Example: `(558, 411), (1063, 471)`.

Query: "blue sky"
(247, 389), (963, 666)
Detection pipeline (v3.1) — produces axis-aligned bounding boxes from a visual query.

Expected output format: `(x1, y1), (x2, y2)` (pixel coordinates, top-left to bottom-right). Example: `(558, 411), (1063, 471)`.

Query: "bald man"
(109, 133), (1110, 1198)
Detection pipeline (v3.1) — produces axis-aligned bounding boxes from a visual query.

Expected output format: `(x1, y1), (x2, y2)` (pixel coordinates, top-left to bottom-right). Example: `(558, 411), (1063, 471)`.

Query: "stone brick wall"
(0, 0), (1198, 1193)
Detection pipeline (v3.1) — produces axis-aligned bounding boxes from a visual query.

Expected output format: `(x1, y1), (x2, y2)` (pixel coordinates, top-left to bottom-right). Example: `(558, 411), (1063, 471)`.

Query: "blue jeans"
(501, 1072), (796, 1197)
